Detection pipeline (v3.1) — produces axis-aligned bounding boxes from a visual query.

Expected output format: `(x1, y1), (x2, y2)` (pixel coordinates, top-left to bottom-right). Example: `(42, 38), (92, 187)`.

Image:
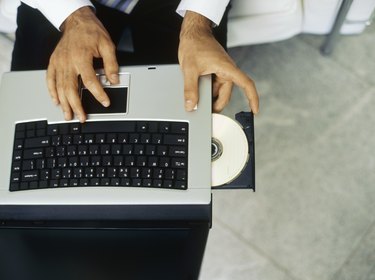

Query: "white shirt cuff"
(176, 0), (230, 26)
(22, 0), (94, 30)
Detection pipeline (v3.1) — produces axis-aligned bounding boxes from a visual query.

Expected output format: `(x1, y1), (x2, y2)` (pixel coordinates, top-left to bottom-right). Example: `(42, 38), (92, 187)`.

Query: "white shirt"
(21, 0), (230, 30)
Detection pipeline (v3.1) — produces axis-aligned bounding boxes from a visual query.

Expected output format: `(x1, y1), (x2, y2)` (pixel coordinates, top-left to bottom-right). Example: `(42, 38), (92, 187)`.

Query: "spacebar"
(81, 121), (136, 133)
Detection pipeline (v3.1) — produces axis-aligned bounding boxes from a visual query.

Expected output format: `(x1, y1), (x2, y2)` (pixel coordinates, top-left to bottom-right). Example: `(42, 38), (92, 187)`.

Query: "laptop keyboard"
(9, 120), (188, 191)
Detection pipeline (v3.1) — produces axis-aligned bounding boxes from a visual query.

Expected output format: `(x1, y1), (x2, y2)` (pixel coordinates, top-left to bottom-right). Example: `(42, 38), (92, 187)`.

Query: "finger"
(212, 80), (233, 113)
(229, 68), (259, 114)
(56, 70), (73, 121)
(79, 62), (110, 107)
(64, 72), (87, 123)
(46, 66), (59, 105)
(182, 70), (199, 111)
(100, 40), (119, 84)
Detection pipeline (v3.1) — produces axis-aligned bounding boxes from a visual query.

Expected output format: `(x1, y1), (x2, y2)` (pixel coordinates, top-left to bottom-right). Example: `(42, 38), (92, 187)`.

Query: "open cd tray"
(212, 112), (255, 191)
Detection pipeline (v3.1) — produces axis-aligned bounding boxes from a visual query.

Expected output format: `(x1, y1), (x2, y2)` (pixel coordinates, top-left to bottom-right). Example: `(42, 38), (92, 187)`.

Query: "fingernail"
(64, 112), (70, 120)
(111, 74), (119, 84)
(102, 100), (110, 107)
(52, 98), (59, 105)
(185, 100), (196, 111)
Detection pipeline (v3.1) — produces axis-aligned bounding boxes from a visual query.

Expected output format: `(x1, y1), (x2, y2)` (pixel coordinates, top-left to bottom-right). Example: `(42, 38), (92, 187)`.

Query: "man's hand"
(178, 11), (259, 114)
(47, 6), (119, 123)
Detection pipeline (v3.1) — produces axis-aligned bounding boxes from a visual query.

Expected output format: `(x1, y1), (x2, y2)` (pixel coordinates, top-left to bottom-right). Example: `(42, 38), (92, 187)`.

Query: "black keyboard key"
(70, 123), (80, 134)
(52, 135), (61, 146)
(142, 168), (152, 179)
(22, 160), (35, 171)
(102, 156), (112, 166)
(107, 167), (117, 178)
(13, 150), (22, 161)
(11, 172), (21, 183)
(25, 136), (51, 149)
(89, 178), (100, 186)
(133, 179), (142, 187)
(110, 178), (120, 186)
(100, 178), (110, 186)
(134, 145), (145, 155)
(40, 170), (50, 180)
(176, 170), (187, 181)
(111, 144), (122, 155)
(79, 178), (89, 186)
(67, 145), (77, 156)
(113, 156), (124, 166)
(146, 145), (156, 156)
(159, 157), (170, 168)
(171, 158), (186, 168)
(47, 125), (59, 135)
(45, 147), (55, 157)
(122, 144), (133, 155)
(26, 122), (36, 130)
(171, 122), (188, 134)
(57, 157), (68, 168)
(14, 139), (24, 149)
(96, 167), (106, 178)
(164, 169), (175, 180)
(159, 122), (170, 133)
(15, 123), (26, 132)
(106, 133), (117, 144)
(84, 167), (95, 178)
(129, 133), (140, 144)
(22, 170), (39, 181)
(73, 168), (83, 179)
(12, 161), (21, 172)
(119, 167), (129, 178)
(163, 180), (173, 188)
(51, 169), (61, 180)
(62, 135), (72, 145)
(89, 145), (99, 155)
(100, 145), (111, 155)
(157, 146), (168, 156)
(130, 167), (141, 178)
(120, 178), (131, 186)
(137, 156), (147, 167)
(84, 134), (95, 144)
(26, 130), (36, 138)
(118, 133), (128, 143)
(152, 134), (162, 144)
(90, 156), (101, 166)
(163, 135), (187, 145)
(95, 134), (106, 144)
(77, 145), (88, 156)
(10, 182), (19, 191)
(169, 146), (186, 157)
(81, 121), (135, 133)
(175, 180), (187, 189)
(70, 179), (79, 187)
(80, 156), (90, 167)
(24, 148), (44, 159)
(142, 179), (152, 187)
(124, 156), (135, 166)
(55, 146), (66, 157)
(153, 179), (162, 187)
(59, 124), (69, 135)
(137, 122), (148, 132)
(61, 168), (72, 179)
(60, 179), (69, 187)
(140, 134), (151, 144)
(15, 131), (25, 139)
(36, 159), (45, 169)
(39, 180), (49, 188)
(20, 182), (29, 190)
(73, 134), (83, 145)
(46, 158), (57, 169)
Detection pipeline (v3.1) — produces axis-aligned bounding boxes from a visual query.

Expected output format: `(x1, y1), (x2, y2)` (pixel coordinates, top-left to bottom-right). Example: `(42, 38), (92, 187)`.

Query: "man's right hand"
(47, 6), (119, 123)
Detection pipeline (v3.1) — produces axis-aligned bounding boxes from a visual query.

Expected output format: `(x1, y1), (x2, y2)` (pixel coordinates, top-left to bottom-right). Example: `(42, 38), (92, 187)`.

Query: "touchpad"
(81, 87), (128, 115)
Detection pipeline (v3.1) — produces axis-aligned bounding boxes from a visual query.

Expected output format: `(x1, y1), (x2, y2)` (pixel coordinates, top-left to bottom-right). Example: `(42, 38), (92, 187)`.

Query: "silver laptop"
(0, 64), (212, 206)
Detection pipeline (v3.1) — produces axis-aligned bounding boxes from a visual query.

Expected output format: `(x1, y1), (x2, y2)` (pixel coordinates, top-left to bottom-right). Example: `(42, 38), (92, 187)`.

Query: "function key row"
(15, 121), (188, 136)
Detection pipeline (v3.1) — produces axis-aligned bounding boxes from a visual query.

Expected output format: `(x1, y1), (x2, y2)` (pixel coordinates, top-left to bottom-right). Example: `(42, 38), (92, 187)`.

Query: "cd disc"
(212, 113), (249, 186)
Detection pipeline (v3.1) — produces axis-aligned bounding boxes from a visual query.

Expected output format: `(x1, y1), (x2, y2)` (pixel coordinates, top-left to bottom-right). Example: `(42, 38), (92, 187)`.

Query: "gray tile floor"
(1, 23), (374, 280)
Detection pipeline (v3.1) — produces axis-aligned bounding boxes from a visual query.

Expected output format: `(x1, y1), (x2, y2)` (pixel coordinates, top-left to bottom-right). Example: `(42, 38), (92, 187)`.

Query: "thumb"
(183, 70), (199, 111)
